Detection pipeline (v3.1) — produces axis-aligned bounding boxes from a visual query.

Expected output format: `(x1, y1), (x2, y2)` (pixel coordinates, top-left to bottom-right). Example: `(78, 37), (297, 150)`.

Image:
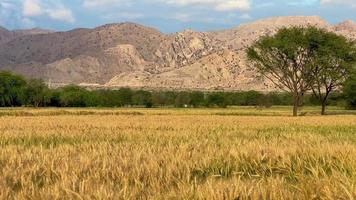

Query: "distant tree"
(310, 32), (356, 115)
(25, 79), (50, 107)
(97, 90), (118, 107)
(152, 92), (166, 107)
(244, 90), (264, 106)
(117, 88), (133, 107)
(152, 91), (176, 107)
(0, 71), (27, 107)
(175, 92), (191, 108)
(59, 85), (88, 107)
(47, 90), (62, 107)
(248, 27), (325, 116)
(85, 91), (101, 107)
(164, 91), (177, 106)
(267, 92), (288, 106)
(259, 94), (273, 108)
(189, 91), (205, 108)
(207, 93), (227, 108)
(132, 90), (153, 108)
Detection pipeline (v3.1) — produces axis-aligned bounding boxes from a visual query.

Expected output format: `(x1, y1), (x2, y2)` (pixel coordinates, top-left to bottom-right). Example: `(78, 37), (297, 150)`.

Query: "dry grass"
(0, 107), (355, 199)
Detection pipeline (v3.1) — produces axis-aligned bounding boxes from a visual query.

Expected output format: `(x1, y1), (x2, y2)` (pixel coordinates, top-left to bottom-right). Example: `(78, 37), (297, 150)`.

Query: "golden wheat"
(0, 107), (355, 199)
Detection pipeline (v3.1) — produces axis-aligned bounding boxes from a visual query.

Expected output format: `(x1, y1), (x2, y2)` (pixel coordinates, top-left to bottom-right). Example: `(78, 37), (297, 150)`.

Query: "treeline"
(1, 71), (354, 109)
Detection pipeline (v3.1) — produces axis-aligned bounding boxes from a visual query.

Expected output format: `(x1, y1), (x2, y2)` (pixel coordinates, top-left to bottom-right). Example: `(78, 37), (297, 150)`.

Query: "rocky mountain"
(0, 16), (355, 91)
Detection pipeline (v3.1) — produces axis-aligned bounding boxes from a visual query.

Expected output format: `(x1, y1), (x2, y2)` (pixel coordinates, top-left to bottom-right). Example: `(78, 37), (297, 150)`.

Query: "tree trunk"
(293, 104), (298, 117)
(293, 95), (299, 117)
(321, 102), (327, 115)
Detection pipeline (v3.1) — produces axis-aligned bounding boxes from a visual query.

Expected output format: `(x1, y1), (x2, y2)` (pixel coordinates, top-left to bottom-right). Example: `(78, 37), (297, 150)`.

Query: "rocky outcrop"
(334, 20), (356, 39)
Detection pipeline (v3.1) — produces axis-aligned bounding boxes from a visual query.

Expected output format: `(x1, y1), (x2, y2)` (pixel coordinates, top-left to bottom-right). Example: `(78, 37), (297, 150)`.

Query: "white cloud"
(23, 0), (43, 16)
(216, 0), (250, 11)
(162, 0), (251, 11)
(22, 0), (75, 23)
(48, 7), (75, 23)
(82, 0), (251, 10)
(83, 0), (132, 8)
(83, 0), (121, 7)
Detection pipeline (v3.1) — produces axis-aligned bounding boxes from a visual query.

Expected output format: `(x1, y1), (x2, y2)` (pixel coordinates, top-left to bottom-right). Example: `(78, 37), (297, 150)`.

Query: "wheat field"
(0, 107), (356, 199)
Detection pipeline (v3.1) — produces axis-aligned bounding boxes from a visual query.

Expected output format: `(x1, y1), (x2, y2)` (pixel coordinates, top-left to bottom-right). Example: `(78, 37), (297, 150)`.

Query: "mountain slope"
(0, 26), (53, 45)
(0, 16), (355, 91)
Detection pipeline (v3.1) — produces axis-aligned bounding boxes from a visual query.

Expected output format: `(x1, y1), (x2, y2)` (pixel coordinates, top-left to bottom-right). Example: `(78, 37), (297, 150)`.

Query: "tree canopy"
(0, 71), (27, 107)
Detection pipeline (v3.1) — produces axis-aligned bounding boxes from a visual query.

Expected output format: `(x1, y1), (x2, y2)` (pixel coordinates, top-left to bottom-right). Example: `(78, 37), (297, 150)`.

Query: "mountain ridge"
(0, 16), (355, 91)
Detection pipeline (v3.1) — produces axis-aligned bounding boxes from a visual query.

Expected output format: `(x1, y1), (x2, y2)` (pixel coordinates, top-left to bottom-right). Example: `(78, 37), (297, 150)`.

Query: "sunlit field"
(0, 107), (356, 199)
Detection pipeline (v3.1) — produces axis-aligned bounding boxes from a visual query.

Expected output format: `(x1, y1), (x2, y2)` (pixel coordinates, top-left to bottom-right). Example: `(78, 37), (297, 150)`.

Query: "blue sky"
(0, 0), (355, 32)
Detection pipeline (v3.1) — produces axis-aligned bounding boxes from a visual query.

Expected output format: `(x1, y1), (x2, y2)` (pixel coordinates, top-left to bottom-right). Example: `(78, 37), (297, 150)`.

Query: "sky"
(0, 0), (355, 33)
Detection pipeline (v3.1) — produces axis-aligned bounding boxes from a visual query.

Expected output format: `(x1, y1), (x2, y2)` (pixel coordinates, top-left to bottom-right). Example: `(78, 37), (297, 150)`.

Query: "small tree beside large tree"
(343, 69), (356, 110)
(310, 31), (356, 115)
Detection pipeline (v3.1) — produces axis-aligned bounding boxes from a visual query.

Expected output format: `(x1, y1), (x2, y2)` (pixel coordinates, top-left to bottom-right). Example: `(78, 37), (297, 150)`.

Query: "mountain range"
(0, 16), (355, 91)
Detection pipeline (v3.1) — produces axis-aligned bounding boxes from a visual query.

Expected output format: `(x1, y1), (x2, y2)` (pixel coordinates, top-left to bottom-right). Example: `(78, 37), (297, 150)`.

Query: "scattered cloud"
(22, 0), (75, 23)
(160, 0), (251, 11)
(0, 0), (356, 32)
(83, 0), (121, 7)
(83, 0), (251, 11)
(0, 0), (34, 28)
(48, 7), (75, 23)
(82, 0), (133, 8)
(23, 0), (43, 16)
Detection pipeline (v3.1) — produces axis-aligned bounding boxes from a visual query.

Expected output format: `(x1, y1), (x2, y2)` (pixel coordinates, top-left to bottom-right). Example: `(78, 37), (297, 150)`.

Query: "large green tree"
(310, 31), (356, 115)
(248, 27), (334, 116)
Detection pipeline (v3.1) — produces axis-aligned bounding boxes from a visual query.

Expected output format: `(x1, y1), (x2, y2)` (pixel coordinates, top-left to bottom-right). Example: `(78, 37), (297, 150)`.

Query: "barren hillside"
(0, 16), (355, 91)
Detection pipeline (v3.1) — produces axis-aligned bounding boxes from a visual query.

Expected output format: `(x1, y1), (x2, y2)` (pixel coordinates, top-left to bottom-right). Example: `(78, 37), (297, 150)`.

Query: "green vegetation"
(0, 71), (353, 112)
